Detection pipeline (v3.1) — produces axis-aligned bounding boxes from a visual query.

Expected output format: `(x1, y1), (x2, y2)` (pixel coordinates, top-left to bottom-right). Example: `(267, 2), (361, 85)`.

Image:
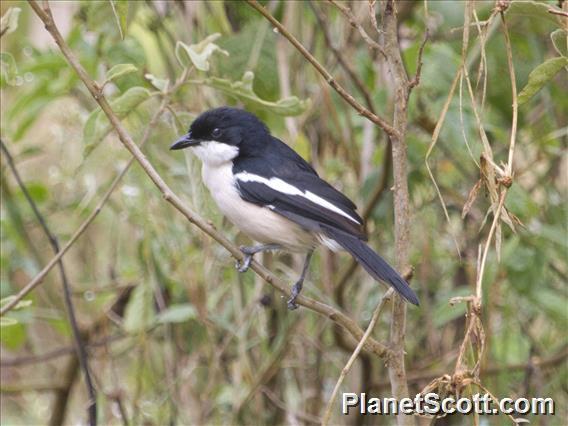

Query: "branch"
(322, 289), (393, 425)
(374, 345), (568, 388)
(0, 139), (97, 426)
(408, 29), (429, 91)
(22, 0), (393, 360)
(0, 79), (177, 317)
(245, 0), (399, 139)
(309, 1), (377, 114)
(380, 0), (415, 423)
(327, 0), (387, 58)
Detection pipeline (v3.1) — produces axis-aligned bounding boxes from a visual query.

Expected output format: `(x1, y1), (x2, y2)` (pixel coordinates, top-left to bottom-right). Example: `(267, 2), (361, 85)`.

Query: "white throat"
(191, 141), (239, 167)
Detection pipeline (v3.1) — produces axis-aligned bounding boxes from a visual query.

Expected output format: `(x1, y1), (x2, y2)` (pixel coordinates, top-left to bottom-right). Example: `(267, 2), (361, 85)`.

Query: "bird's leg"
(235, 244), (282, 273)
(287, 250), (314, 310)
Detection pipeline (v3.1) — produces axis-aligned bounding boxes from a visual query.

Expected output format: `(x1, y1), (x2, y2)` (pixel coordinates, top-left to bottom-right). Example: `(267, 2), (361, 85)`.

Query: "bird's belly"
(201, 162), (315, 251)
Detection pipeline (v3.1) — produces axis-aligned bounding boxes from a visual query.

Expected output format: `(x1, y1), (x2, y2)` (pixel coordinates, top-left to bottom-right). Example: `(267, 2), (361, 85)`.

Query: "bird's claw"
(235, 254), (252, 273)
(287, 281), (303, 310)
(287, 297), (299, 310)
(236, 246), (255, 273)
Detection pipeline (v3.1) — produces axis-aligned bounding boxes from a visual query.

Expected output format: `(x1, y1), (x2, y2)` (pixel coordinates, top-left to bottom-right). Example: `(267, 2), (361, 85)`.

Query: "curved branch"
(245, 0), (399, 139)
(18, 0), (393, 361)
(1, 140), (97, 425)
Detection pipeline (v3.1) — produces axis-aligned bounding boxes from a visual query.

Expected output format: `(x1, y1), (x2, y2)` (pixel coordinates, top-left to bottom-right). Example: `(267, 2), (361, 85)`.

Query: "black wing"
(234, 144), (365, 240)
(233, 137), (419, 305)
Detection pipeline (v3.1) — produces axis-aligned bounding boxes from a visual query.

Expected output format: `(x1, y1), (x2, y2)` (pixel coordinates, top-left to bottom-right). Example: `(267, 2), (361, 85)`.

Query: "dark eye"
(211, 128), (221, 138)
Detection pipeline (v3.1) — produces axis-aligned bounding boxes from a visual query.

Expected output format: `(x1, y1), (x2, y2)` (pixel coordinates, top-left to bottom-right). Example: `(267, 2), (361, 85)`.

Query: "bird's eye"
(211, 128), (221, 138)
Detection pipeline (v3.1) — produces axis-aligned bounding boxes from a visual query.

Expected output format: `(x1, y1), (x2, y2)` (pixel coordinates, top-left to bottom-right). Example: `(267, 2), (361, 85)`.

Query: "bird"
(171, 107), (419, 309)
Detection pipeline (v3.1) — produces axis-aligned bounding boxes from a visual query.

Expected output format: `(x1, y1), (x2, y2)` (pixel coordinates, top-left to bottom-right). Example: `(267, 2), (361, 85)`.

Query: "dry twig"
(321, 289), (393, 426)
(0, 139), (98, 426)
(245, 0), (399, 138)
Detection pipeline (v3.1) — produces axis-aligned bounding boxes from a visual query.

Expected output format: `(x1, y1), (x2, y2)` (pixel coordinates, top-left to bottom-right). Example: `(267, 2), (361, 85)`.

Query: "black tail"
(322, 225), (419, 306)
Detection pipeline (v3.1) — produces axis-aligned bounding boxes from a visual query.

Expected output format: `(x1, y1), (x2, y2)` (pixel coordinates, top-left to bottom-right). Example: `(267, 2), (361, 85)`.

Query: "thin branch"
(245, 0), (399, 138)
(0, 139), (97, 426)
(327, 0), (387, 58)
(408, 29), (429, 91)
(0, 86), (175, 317)
(260, 386), (321, 424)
(310, 1), (377, 114)
(49, 355), (80, 426)
(1, 333), (126, 367)
(380, 1), (414, 424)
(548, 8), (568, 17)
(21, 0), (394, 360)
(322, 289), (393, 426)
(500, 11), (518, 175)
(475, 187), (507, 300)
(374, 346), (568, 388)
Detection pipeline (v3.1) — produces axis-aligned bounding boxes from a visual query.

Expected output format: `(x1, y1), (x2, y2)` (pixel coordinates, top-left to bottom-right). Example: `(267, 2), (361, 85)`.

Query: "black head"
(170, 107), (269, 151)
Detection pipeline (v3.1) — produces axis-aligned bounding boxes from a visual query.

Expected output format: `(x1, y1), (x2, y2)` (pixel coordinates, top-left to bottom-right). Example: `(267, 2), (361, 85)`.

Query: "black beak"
(170, 134), (200, 150)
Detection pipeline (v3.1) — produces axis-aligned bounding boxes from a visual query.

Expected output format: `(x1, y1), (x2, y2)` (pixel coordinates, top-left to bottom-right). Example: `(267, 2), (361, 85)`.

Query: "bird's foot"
(235, 246), (256, 273)
(287, 280), (303, 310)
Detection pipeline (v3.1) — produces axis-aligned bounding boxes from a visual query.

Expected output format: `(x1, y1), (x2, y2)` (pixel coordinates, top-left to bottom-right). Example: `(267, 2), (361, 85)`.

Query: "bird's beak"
(170, 134), (200, 150)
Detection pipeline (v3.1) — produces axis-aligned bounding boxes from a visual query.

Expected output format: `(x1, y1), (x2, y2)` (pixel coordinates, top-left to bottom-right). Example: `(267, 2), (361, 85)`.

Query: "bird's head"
(170, 107), (269, 165)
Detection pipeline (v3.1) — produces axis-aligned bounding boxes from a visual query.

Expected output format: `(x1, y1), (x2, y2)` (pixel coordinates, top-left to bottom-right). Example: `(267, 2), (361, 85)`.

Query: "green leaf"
(109, 0), (129, 39)
(0, 296), (32, 311)
(551, 29), (567, 57)
(217, 22), (279, 101)
(175, 33), (229, 71)
(105, 63), (138, 83)
(157, 304), (197, 324)
(518, 57), (568, 105)
(123, 284), (155, 333)
(83, 86), (151, 151)
(506, 1), (563, 25)
(0, 52), (18, 86)
(145, 73), (169, 92)
(0, 7), (21, 35)
(203, 71), (310, 116)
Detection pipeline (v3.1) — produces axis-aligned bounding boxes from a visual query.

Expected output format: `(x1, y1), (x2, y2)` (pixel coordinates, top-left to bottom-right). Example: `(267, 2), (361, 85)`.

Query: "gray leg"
(235, 244), (282, 273)
(287, 250), (314, 310)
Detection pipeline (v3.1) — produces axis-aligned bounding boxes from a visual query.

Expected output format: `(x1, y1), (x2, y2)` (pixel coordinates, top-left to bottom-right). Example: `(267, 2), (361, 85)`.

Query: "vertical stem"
(381, 1), (414, 424)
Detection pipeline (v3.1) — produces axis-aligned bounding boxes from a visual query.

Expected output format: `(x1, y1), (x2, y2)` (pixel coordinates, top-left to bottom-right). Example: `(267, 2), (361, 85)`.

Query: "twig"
(475, 187), (507, 299)
(23, 0), (394, 360)
(408, 29), (429, 91)
(310, 1), (377, 114)
(0, 139), (97, 426)
(260, 386), (321, 424)
(1, 333), (126, 367)
(548, 8), (568, 17)
(500, 11), (517, 176)
(327, 0), (386, 58)
(380, 1), (414, 424)
(374, 345), (568, 388)
(0, 87), (175, 317)
(322, 289), (393, 426)
(49, 355), (80, 426)
(245, 0), (399, 138)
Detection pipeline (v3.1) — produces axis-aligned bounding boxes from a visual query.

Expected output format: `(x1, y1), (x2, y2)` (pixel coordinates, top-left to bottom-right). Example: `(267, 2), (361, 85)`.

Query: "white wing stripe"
(235, 172), (361, 225)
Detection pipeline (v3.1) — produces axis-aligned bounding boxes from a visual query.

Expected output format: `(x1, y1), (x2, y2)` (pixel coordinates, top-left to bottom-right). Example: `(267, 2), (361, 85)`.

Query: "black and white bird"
(171, 107), (419, 309)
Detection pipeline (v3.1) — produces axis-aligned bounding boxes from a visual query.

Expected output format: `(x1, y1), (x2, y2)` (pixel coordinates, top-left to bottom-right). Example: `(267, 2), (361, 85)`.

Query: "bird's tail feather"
(321, 225), (419, 305)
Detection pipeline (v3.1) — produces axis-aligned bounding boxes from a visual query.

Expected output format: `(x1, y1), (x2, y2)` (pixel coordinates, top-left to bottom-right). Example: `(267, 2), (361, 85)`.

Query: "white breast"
(194, 145), (315, 252)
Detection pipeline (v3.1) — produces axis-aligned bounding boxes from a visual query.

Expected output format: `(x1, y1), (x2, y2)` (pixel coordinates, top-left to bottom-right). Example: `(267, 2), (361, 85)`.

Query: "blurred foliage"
(0, 1), (566, 425)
